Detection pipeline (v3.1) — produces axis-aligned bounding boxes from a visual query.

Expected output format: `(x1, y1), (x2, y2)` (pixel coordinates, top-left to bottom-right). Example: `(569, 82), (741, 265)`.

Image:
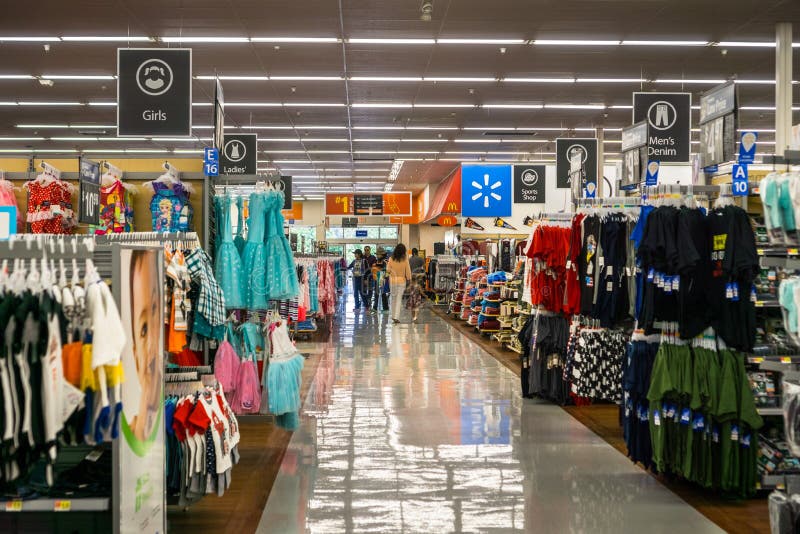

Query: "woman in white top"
(386, 244), (412, 324)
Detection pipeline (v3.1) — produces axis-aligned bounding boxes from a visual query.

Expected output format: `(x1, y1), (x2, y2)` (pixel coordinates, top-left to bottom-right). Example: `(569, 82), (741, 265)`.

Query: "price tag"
(781, 357), (793, 363)
(752, 357), (764, 363)
(5, 500), (22, 512)
(757, 249), (765, 255)
(789, 249), (799, 256)
(54, 500), (71, 512)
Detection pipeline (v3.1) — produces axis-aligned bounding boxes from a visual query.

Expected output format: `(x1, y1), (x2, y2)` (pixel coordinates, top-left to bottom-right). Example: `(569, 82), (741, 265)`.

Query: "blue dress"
(214, 195), (245, 309)
(234, 196), (246, 255)
(242, 192), (268, 310)
(264, 191), (299, 301)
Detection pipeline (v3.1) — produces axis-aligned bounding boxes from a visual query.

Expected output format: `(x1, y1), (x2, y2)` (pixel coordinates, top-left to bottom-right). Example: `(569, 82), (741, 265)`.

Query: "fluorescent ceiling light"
(622, 40), (708, 46)
(350, 76), (422, 82)
(577, 78), (646, 83)
(0, 74), (34, 79)
(610, 105), (633, 109)
(734, 79), (777, 84)
(452, 139), (495, 143)
(305, 150), (351, 154)
(534, 39), (620, 46)
(0, 137), (45, 141)
(62, 36), (153, 42)
(161, 37), (249, 43)
(88, 102), (117, 106)
(250, 37), (339, 43)
(19, 101), (83, 106)
(271, 76), (343, 81)
(655, 78), (726, 84)
(16, 124), (68, 128)
(284, 102), (346, 107)
(741, 106), (776, 110)
(260, 137), (348, 142)
(196, 75), (268, 80)
(355, 150), (440, 154)
(224, 102), (282, 107)
(436, 38), (525, 44)
(503, 77), (575, 83)
(482, 104), (542, 109)
(413, 103), (474, 108)
(348, 38), (435, 44)
(716, 41), (775, 48)
(42, 74), (116, 80)
(423, 77), (496, 82)
(173, 149), (204, 153)
(405, 126), (459, 130)
(352, 103), (412, 108)
(545, 104), (606, 109)
(0, 36), (60, 42)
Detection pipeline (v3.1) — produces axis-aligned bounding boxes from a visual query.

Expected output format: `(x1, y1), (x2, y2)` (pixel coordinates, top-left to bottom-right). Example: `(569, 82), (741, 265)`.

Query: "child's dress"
(214, 195), (245, 310)
(25, 177), (75, 234)
(242, 193), (268, 310)
(149, 182), (193, 233)
(0, 179), (23, 233)
(264, 190), (299, 301)
(92, 179), (135, 235)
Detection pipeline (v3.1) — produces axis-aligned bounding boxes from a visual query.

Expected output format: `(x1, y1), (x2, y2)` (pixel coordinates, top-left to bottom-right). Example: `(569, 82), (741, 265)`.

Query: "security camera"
(420, 1), (433, 21)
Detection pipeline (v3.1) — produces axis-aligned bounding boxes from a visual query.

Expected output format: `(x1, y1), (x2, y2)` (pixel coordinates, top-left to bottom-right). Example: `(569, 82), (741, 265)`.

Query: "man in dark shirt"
(409, 248), (425, 274)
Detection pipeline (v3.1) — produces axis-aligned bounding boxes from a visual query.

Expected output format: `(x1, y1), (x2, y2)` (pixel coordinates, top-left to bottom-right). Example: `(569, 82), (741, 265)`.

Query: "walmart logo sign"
(461, 165), (512, 217)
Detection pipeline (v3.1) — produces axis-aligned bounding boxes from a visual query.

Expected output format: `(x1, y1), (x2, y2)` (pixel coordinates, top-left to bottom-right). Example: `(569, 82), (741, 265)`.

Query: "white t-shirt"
(86, 280), (126, 369)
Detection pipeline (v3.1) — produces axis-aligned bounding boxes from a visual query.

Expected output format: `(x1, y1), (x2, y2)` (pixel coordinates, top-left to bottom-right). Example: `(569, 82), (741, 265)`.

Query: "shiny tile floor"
(258, 295), (723, 533)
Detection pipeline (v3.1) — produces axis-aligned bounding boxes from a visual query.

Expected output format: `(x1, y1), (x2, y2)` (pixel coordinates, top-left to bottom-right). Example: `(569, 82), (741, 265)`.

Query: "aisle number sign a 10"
(732, 164), (749, 196)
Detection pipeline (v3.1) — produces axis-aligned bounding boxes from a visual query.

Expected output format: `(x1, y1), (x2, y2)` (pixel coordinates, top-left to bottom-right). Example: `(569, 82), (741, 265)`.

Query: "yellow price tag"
(5, 500), (22, 512)
(53, 500), (71, 512)
(752, 357), (764, 363)
(757, 249), (765, 255)
(781, 357), (793, 363)
(755, 301), (764, 307)
(789, 248), (799, 256)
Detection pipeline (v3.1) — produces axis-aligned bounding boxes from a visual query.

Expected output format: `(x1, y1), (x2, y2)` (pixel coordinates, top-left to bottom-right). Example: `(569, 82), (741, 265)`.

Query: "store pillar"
(775, 22), (793, 154)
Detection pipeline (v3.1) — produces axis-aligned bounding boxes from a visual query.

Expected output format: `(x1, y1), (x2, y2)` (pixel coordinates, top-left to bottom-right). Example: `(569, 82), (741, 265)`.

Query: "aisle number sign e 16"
(203, 147), (219, 176)
(732, 164), (749, 196)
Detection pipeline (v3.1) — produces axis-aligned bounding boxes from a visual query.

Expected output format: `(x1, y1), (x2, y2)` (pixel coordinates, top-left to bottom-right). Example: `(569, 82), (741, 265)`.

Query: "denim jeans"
(353, 276), (364, 308)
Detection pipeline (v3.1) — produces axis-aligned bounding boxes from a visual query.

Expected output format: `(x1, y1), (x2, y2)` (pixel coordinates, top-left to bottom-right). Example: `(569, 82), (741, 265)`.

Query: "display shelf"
(749, 355), (800, 365)
(0, 497), (110, 513)
(754, 299), (781, 308)
(757, 407), (784, 416)
(756, 473), (800, 491)
(758, 247), (800, 257)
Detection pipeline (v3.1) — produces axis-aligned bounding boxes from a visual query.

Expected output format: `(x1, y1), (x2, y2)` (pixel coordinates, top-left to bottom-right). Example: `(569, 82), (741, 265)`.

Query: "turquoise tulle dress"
(267, 321), (304, 430)
(264, 190), (299, 301)
(242, 192), (268, 310)
(234, 196), (246, 255)
(214, 195), (245, 309)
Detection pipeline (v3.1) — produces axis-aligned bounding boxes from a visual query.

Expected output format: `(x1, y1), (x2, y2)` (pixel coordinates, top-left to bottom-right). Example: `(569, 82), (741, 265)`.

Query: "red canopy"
(423, 167), (461, 222)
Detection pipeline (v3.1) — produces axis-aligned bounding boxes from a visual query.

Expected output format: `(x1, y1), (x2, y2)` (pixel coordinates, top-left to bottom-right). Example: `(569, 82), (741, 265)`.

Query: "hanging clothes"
(214, 195), (245, 310)
(25, 175), (75, 234)
(264, 191), (299, 301)
(242, 192), (268, 311)
(91, 178), (135, 235)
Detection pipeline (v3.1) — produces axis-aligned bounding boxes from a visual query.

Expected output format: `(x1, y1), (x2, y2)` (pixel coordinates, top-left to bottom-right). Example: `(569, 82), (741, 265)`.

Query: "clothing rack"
(96, 231), (201, 249)
(576, 196), (642, 208)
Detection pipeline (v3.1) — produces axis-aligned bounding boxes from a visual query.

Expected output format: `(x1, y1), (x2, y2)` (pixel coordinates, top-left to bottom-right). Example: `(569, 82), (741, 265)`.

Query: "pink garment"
(230, 359), (261, 415)
(214, 340), (241, 396)
(0, 180), (22, 232)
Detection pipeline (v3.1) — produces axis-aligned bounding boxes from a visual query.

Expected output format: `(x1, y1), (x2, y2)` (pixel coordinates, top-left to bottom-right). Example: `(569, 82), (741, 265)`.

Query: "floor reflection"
(258, 295), (722, 534)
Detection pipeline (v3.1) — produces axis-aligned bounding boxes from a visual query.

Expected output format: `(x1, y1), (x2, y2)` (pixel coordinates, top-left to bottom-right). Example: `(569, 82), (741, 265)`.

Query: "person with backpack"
(347, 249), (368, 311)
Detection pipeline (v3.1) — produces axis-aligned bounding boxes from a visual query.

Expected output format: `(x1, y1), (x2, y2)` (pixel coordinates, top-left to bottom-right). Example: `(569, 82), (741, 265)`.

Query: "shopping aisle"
(257, 305), (723, 533)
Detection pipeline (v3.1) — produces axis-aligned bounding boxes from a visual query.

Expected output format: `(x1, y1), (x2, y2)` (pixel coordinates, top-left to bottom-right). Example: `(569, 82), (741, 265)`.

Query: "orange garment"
(167, 297), (188, 353)
(62, 341), (83, 388)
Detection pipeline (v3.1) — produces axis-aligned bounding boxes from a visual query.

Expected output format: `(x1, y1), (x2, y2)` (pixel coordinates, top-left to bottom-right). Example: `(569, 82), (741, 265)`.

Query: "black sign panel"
(78, 158), (101, 225)
(117, 48), (192, 137)
(269, 175), (292, 210)
(556, 138), (597, 189)
(700, 82), (736, 124)
(213, 78), (225, 150)
(513, 165), (546, 204)
(342, 217), (358, 228)
(633, 92), (691, 163)
(221, 134), (257, 175)
(354, 194), (383, 215)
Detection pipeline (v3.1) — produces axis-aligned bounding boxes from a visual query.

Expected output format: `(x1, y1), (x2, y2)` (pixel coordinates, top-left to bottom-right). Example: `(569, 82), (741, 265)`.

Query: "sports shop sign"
(633, 92), (691, 163)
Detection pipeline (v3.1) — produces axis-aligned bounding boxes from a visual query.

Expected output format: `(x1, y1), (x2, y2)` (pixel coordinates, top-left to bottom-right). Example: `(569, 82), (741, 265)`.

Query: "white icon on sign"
(136, 58), (174, 96)
(565, 144), (588, 164)
(741, 132), (757, 152)
(647, 161), (660, 175)
(470, 173), (503, 208)
(224, 139), (246, 162)
(521, 169), (539, 186)
(647, 100), (677, 130)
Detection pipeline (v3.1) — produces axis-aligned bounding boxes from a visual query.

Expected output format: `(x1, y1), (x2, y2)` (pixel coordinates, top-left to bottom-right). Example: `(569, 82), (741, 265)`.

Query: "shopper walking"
(347, 249), (368, 311)
(387, 244), (412, 324)
(409, 247), (425, 275)
(363, 245), (377, 310)
(371, 248), (389, 313)
(405, 273), (424, 322)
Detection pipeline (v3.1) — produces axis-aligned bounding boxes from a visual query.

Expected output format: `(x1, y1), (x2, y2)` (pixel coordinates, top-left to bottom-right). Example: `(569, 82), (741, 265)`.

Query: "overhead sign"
(461, 164), (512, 217)
(700, 81), (736, 124)
(203, 147), (219, 177)
(355, 229), (368, 238)
(354, 194), (383, 216)
(437, 215), (458, 227)
(324, 192), (412, 216)
(513, 164), (546, 204)
(221, 133), (257, 175)
(738, 131), (758, 164)
(342, 217), (358, 228)
(117, 48), (192, 137)
(279, 175), (292, 210)
(622, 121), (648, 152)
(78, 158), (101, 225)
(213, 79), (225, 150)
(621, 121), (649, 190)
(699, 82), (738, 167)
(633, 92), (691, 163)
(281, 201), (303, 221)
(732, 164), (749, 196)
(556, 138), (597, 190)
(645, 161), (660, 186)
